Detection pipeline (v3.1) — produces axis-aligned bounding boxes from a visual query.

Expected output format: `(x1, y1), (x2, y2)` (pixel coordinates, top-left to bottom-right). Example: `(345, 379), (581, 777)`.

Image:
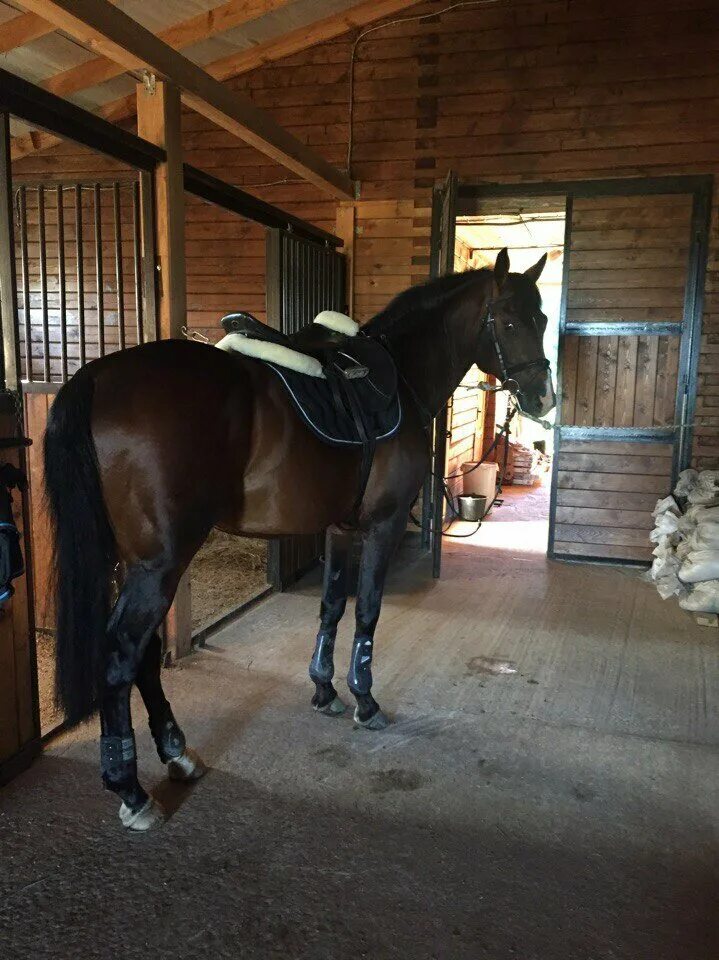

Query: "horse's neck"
(387, 274), (491, 419)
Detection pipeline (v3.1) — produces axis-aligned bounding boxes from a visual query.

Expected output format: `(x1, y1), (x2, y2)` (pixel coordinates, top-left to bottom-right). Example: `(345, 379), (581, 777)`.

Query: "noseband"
(482, 304), (550, 396)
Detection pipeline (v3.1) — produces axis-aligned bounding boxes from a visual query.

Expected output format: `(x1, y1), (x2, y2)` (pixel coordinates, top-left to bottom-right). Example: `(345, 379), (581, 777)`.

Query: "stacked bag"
(649, 469), (719, 613)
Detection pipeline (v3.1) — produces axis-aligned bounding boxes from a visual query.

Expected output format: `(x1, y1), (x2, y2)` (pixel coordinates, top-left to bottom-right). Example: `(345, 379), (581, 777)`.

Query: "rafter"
(10, 0), (423, 165)
(14, 0), (354, 197)
(0, 10), (53, 53)
(43, 0), (292, 98)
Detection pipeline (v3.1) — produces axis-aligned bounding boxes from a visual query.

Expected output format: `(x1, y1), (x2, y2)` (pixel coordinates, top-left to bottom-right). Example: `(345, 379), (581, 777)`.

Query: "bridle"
(481, 301), (550, 399)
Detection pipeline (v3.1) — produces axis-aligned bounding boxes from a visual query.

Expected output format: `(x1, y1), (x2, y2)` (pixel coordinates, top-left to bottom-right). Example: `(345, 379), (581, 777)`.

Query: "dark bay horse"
(44, 248), (554, 829)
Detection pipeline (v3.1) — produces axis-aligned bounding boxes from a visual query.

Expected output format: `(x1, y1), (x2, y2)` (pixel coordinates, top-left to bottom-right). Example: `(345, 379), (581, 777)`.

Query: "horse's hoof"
(168, 747), (208, 782)
(313, 695), (347, 717)
(353, 706), (390, 730)
(119, 796), (165, 831)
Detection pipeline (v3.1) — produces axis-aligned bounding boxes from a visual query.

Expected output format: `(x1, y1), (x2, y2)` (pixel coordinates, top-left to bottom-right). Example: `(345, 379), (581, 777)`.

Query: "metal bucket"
(458, 494), (487, 522)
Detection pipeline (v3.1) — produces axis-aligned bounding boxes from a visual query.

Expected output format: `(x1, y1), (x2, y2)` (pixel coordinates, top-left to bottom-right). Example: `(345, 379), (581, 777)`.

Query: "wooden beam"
(43, 0), (292, 99)
(15, 0), (354, 198)
(0, 113), (22, 392)
(10, 0), (422, 163)
(0, 11), (53, 54)
(207, 0), (424, 81)
(136, 80), (192, 659)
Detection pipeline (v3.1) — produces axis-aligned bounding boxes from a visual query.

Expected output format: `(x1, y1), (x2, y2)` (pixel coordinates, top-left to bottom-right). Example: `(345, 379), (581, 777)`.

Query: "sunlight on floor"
(448, 482), (551, 554)
(451, 517), (550, 553)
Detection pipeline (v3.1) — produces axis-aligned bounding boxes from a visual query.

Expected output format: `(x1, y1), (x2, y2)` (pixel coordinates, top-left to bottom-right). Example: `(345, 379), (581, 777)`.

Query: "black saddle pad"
(220, 311), (401, 446)
(265, 361), (401, 447)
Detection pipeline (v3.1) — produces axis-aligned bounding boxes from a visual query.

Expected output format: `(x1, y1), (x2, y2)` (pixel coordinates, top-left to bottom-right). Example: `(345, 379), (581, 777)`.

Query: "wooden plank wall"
(554, 439), (673, 560)
(11, 0), (719, 462)
(0, 404), (39, 773)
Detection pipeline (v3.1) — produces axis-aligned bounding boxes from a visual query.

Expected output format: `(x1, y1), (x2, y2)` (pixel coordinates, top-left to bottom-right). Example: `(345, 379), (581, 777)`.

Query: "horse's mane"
(365, 269), (490, 337)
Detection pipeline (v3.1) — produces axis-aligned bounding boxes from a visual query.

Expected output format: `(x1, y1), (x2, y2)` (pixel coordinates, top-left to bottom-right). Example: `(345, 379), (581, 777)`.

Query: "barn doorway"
(433, 175), (711, 569)
(450, 199), (565, 554)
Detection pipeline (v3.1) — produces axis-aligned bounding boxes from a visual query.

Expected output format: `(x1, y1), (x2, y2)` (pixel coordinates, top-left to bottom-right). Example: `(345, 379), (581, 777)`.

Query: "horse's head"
(478, 248), (556, 419)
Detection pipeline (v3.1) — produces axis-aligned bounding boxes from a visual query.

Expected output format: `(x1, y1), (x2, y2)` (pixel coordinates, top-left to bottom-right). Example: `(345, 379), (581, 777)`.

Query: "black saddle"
(220, 312), (397, 414)
(220, 311), (402, 524)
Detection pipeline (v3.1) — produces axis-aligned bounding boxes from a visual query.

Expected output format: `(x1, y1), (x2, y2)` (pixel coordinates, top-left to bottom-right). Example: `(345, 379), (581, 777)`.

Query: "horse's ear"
(494, 248), (510, 289)
(524, 252), (547, 285)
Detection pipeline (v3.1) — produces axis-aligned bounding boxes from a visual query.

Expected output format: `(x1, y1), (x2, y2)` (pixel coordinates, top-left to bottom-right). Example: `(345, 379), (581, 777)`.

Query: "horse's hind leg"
(347, 509), (407, 730)
(135, 632), (207, 781)
(100, 562), (179, 830)
(309, 527), (352, 716)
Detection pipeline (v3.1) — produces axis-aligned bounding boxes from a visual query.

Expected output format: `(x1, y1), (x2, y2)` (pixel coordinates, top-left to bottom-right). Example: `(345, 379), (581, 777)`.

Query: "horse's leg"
(309, 527), (352, 716)
(100, 562), (179, 830)
(135, 632), (207, 782)
(347, 509), (407, 730)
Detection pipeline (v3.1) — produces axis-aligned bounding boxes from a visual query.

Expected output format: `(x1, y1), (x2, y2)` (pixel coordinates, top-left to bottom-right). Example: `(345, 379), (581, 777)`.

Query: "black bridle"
(481, 304), (550, 398)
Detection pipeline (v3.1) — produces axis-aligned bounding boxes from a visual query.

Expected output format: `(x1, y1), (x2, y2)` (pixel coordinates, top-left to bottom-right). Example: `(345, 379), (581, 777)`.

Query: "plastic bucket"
(458, 494), (487, 522)
(461, 461), (498, 501)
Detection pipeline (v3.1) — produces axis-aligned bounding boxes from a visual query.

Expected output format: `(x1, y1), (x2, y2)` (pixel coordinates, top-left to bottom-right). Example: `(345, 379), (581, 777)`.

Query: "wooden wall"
(11, 0), (719, 461)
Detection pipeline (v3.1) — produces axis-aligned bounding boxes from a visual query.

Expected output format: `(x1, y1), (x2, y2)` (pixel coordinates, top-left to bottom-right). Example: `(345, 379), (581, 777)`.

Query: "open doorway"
(451, 196), (565, 553)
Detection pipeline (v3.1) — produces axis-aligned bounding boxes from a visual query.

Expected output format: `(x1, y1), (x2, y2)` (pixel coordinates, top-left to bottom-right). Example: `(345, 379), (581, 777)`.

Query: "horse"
(44, 247), (555, 829)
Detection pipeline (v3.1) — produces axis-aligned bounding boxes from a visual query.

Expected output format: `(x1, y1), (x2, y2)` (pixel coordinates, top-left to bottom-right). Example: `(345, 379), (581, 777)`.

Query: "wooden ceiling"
(1, 0), (421, 193)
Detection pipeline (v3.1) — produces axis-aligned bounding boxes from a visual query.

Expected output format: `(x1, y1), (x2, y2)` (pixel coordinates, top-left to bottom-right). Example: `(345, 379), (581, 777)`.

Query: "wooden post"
(136, 78), (186, 340)
(0, 112), (40, 781)
(335, 202), (355, 317)
(136, 79), (192, 660)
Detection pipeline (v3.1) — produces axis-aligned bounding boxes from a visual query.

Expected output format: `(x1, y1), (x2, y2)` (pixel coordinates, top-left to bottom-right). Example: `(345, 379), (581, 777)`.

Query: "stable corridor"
(1, 539), (717, 959)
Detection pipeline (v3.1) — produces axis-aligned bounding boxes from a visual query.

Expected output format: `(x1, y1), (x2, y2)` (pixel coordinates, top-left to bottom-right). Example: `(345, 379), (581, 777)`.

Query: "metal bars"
(15, 178), (152, 382)
(265, 227), (347, 591)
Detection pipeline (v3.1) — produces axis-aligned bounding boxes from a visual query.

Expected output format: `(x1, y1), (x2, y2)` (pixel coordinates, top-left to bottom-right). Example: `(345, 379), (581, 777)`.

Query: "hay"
(189, 530), (268, 631)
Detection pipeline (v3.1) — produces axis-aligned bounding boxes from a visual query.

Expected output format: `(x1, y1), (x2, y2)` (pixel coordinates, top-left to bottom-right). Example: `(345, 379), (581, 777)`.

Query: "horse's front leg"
(309, 526), (352, 716)
(348, 509), (407, 730)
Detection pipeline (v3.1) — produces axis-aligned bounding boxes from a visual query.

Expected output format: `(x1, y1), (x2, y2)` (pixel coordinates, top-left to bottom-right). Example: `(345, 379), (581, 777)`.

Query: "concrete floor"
(1, 505), (719, 959)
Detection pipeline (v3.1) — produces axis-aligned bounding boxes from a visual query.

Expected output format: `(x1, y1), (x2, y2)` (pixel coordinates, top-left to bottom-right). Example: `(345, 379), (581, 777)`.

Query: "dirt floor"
(3, 522), (718, 959)
(189, 530), (269, 633)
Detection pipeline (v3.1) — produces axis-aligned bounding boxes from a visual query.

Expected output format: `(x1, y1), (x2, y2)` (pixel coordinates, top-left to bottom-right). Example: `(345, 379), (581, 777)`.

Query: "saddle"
(218, 312), (402, 524)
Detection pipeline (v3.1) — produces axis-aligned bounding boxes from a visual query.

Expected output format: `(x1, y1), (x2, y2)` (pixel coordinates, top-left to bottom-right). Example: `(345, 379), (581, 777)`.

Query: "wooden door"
(550, 177), (711, 562)
(427, 171), (457, 578)
(265, 228), (347, 590)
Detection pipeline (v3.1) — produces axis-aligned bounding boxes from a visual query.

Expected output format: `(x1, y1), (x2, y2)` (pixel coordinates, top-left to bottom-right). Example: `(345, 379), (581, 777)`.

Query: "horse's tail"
(44, 368), (116, 726)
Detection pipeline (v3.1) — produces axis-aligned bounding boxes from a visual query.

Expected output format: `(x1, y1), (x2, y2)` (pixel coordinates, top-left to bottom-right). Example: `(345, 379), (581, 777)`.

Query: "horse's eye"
(506, 323), (514, 331)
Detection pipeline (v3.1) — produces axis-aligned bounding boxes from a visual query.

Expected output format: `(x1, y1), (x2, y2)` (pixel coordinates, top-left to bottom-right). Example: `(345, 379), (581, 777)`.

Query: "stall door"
(265, 228), (346, 590)
(550, 177), (711, 562)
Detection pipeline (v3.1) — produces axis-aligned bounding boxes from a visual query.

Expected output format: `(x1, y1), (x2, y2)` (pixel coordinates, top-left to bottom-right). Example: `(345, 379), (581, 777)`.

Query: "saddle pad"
(216, 333), (325, 377)
(265, 362), (401, 447)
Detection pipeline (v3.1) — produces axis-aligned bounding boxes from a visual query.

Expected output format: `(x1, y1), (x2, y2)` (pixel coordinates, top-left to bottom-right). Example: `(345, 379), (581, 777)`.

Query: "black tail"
(44, 368), (116, 725)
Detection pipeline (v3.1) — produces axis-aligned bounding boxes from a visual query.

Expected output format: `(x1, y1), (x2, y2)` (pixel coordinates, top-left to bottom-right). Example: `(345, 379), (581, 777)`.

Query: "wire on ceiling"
(346, 0), (502, 177)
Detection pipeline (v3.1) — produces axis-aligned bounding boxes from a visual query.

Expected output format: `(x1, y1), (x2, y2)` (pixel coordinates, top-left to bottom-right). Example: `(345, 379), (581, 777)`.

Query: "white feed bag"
(679, 581), (719, 613)
(676, 539), (693, 560)
(678, 549), (719, 584)
(656, 573), (685, 600)
(650, 511), (680, 541)
(652, 495), (678, 518)
(674, 468), (699, 498)
(687, 471), (719, 504)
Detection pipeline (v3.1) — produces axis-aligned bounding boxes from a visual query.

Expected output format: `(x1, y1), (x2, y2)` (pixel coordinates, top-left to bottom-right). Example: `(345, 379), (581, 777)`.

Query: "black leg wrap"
(149, 708), (186, 764)
(347, 636), (373, 696)
(100, 733), (147, 809)
(309, 631), (337, 684)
